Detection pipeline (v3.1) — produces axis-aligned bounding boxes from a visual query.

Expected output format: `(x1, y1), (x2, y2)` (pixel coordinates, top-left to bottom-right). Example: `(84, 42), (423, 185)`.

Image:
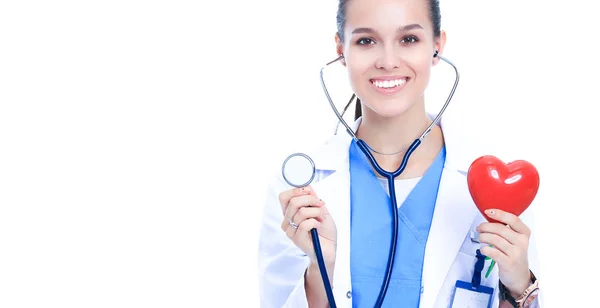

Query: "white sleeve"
(257, 173), (311, 308)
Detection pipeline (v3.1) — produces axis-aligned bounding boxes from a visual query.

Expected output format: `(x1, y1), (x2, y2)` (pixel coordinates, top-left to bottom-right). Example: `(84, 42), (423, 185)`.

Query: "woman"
(257, 0), (542, 307)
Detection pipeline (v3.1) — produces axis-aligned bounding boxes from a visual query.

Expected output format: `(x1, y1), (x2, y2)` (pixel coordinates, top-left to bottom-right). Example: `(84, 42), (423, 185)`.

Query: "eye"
(356, 38), (375, 45)
(401, 35), (419, 44)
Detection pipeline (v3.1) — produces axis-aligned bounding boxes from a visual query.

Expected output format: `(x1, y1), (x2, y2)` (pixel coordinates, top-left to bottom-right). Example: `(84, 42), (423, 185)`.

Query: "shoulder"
(438, 116), (500, 175)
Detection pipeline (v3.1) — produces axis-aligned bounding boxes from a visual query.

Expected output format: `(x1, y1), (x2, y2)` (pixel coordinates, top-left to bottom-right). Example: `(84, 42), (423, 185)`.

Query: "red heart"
(467, 155), (540, 224)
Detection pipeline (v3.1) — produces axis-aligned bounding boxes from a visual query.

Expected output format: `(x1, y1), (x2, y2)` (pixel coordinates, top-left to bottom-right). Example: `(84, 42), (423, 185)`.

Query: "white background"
(1, 1), (598, 307)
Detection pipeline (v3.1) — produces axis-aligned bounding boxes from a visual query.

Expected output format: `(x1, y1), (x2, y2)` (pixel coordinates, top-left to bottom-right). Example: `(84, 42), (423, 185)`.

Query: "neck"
(357, 100), (430, 154)
(355, 99), (444, 177)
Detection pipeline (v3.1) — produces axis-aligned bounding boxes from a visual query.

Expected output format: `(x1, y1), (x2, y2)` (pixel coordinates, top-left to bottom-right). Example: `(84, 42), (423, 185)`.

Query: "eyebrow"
(351, 24), (424, 35)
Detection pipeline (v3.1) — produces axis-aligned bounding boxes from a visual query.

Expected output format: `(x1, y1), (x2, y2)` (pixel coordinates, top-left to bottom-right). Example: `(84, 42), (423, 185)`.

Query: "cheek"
(346, 54), (371, 76)
(346, 57), (372, 90)
(408, 56), (433, 83)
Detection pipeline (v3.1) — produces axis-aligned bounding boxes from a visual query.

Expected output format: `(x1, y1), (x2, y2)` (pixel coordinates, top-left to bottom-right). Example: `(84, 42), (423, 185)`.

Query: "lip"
(370, 76), (410, 95)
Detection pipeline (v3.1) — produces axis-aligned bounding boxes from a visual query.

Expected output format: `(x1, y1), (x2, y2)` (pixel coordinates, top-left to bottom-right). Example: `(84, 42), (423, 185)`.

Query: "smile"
(370, 77), (409, 94)
(371, 78), (407, 88)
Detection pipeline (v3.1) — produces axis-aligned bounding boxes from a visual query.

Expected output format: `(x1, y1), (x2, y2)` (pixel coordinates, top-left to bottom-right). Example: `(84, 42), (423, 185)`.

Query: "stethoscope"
(281, 50), (459, 308)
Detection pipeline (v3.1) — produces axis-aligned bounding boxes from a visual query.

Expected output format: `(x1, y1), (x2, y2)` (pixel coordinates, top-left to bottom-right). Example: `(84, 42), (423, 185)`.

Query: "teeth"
(373, 78), (406, 88)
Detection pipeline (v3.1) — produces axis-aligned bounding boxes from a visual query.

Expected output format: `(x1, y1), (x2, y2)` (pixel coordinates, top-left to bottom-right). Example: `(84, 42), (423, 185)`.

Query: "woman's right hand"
(279, 185), (337, 266)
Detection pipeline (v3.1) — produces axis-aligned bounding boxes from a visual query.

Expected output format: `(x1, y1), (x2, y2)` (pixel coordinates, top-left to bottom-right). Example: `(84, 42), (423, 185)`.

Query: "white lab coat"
(258, 116), (542, 308)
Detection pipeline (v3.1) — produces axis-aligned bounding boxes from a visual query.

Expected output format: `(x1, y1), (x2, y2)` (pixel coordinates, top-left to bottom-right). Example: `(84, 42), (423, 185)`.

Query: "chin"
(359, 92), (418, 119)
(366, 103), (415, 119)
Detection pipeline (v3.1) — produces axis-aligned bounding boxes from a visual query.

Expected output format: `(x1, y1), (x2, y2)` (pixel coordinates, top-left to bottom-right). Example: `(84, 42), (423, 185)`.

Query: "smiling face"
(336, 0), (446, 119)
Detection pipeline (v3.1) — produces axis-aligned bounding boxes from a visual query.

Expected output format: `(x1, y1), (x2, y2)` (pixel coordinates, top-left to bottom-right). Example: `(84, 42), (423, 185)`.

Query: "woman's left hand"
(476, 209), (532, 297)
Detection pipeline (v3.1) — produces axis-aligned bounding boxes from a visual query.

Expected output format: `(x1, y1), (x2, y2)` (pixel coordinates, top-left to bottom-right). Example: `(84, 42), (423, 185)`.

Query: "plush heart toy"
(467, 155), (540, 224)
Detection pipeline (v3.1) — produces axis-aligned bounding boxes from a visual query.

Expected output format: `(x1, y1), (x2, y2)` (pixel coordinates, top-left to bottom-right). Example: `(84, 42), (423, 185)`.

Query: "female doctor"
(257, 0), (542, 307)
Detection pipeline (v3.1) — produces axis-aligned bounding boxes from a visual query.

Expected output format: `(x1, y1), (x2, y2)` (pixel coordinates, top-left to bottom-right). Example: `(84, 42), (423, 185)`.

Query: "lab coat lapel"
(419, 168), (478, 307)
(419, 119), (481, 308)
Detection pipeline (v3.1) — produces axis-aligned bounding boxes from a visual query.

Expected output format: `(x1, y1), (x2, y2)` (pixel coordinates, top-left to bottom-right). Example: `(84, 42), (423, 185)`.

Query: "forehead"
(345, 0), (430, 29)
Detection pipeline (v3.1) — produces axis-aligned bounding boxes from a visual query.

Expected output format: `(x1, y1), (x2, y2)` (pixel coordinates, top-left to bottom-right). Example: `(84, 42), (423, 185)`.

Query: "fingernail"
(485, 209), (495, 216)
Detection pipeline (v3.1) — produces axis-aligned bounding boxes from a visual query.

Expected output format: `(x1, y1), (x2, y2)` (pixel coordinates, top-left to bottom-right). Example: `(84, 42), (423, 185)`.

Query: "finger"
(285, 195), (323, 219)
(484, 209), (531, 236)
(281, 196), (324, 231)
(278, 186), (315, 213)
(477, 222), (521, 246)
(292, 207), (324, 225)
(294, 218), (321, 239)
(480, 245), (510, 267)
(278, 186), (314, 212)
(478, 232), (515, 256)
(284, 221), (298, 239)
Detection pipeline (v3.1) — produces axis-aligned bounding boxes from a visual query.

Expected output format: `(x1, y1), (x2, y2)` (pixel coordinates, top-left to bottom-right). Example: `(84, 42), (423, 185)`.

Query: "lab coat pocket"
(455, 250), (498, 290)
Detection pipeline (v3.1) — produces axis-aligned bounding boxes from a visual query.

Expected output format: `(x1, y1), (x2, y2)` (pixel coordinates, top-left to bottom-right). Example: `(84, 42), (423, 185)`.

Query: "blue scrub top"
(349, 140), (446, 307)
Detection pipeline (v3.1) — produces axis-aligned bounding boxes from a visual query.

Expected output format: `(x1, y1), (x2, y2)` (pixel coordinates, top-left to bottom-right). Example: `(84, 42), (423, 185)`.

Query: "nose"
(375, 46), (401, 70)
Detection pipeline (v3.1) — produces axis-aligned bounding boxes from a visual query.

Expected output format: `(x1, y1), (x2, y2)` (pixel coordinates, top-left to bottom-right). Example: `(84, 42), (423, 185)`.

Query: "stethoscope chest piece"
(282, 153), (316, 188)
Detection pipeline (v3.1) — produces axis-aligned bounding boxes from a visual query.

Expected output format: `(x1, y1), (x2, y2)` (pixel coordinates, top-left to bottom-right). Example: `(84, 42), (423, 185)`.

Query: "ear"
(335, 33), (346, 66)
(432, 30), (447, 66)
